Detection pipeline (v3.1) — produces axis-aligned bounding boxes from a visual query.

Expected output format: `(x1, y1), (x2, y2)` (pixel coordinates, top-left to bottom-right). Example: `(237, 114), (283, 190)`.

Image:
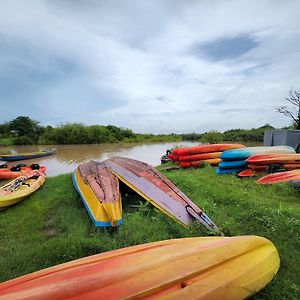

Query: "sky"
(0, 0), (300, 134)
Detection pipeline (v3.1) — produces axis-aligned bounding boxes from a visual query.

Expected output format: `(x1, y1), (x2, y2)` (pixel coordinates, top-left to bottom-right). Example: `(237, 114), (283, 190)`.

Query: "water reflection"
(0, 142), (198, 177)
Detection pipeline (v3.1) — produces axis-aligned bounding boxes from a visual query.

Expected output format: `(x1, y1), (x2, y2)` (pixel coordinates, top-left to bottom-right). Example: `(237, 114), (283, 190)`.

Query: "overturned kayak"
(180, 158), (221, 168)
(246, 153), (300, 164)
(0, 171), (45, 209)
(0, 235), (280, 299)
(104, 157), (222, 234)
(179, 151), (221, 162)
(0, 150), (54, 161)
(256, 169), (300, 184)
(72, 161), (122, 227)
(0, 164), (46, 180)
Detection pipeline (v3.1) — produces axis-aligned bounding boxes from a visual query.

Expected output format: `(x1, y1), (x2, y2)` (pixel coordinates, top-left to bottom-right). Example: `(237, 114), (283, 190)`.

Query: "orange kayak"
(180, 158), (221, 168)
(282, 163), (300, 170)
(179, 152), (221, 162)
(238, 169), (258, 177)
(0, 164), (46, 180)
(246, 154), (300, 164)
(256, 169), (300, 184)
(0, 236), (280, 300)
(172, 144), (245, 156)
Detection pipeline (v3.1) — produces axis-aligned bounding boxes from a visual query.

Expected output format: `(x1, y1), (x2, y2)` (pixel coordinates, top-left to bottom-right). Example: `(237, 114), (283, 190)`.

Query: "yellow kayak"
(0, 235), (280, 299)
(0, 171), (45, 209)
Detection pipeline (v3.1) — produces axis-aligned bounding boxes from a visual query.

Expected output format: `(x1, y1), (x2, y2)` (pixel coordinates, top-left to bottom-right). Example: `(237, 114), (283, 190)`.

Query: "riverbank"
(0, 166), (299, 299)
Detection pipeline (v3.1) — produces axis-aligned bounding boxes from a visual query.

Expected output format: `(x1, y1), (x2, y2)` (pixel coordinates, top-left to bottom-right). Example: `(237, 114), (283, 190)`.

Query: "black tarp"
(264, 130), (300, 153)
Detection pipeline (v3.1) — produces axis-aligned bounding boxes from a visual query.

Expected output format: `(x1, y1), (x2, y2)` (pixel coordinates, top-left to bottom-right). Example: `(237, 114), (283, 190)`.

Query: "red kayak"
(179, 152), (221, 162)
(172, 144), (245, 156)
(246, 153), (300, 164)
(0, 164), (46, 180)
(256, 169), (300, 184)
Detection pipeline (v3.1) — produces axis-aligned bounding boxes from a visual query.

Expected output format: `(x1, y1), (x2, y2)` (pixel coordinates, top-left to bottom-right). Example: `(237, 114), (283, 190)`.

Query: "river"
(0, 142), (199, 177)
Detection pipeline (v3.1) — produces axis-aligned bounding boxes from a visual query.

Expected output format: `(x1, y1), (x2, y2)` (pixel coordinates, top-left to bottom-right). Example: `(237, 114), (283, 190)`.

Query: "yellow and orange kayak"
(0, 171), (45, 209)
(179, 151), (221, 162)
(256, 169), (300, 184)
(0, 235), (280, 300)
(180, 158), (221, 168)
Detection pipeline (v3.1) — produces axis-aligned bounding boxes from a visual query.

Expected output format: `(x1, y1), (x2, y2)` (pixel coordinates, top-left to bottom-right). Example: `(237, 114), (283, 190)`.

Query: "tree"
(201, 130), (222, 144)
(276, 88), (300, 129)
(8, 116), (41, 144)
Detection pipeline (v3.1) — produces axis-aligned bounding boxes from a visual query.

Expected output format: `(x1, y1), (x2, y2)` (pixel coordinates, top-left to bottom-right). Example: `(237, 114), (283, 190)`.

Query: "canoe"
(256, 169), (300, 184)
(72, 161), (122, 227)
(246, 153), (300, 164)
(0, 235), (280, 300)
(180, 158), (221, 168)
(172, 143), (245, 156)
(0, 150), (55, 161)
(0, 171), (45, 209)
(218, 160), (247, 169)
(216, 167), (245, 175)
(104, 157), (222, 234)
(221, 146), (295, 161)
(179, 152), (221, 162)
(0, 164), (46, 180)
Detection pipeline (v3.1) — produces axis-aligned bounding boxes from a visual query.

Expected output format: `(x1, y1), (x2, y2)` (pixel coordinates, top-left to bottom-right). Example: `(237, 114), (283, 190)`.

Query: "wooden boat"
(256, 169), (300, 184)
(104, 157), (222, 235)
(0, 235), (280, 299)
(0, 164), (46, 180)
(0, 150), (55, 161)
(0, 171), (45, 209)
(72, 161), (122, 227)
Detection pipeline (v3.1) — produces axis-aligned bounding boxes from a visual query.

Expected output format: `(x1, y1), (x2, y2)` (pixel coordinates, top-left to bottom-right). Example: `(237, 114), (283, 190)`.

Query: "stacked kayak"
(169, 144), (245, 168)
(256, 169), (300, 185)
(104, 157), (222, 235)
(217, 146), (296, 175)
(0, 149), (54, 161)
(0, 235), (280, 299)
(72, 161), (122, 227)
(0, 171), (45, 209)
(0, 164), (46, 180)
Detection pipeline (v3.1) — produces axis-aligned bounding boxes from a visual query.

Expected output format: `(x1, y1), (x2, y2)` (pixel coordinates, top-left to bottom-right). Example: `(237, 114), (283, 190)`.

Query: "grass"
(0, 165), (299, 299)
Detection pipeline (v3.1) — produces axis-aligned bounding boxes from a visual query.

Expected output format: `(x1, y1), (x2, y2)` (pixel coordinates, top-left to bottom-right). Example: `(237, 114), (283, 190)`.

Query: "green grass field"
(0, 165), (299, 299)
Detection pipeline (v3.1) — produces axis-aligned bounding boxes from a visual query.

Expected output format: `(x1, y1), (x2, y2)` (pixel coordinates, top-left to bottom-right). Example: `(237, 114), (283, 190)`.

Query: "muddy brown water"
(0, 142), (198, 178)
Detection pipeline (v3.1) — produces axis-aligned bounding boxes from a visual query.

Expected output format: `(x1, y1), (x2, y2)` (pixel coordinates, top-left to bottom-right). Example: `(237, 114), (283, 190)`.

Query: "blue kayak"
(220, 146), (295, 161)
(218, 160), (247, 169)
(216, 167), (245, 175)
(0, 150), (55, 161)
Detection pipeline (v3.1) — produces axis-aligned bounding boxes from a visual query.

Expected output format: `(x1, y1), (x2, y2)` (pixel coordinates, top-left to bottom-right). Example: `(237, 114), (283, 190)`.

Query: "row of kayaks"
(167, 144), (300, 185)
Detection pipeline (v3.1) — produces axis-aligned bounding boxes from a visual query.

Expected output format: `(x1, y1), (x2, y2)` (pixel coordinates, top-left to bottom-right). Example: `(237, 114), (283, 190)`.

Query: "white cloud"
(0, 0), (300, 132)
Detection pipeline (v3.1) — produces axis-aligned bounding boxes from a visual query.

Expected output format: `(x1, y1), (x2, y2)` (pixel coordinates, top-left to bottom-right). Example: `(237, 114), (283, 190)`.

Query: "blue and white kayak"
(216, 167), (245, 174)
(220, 146), (295, 161)
(218, 160), (247, 169)
(0, 150), (55, 161)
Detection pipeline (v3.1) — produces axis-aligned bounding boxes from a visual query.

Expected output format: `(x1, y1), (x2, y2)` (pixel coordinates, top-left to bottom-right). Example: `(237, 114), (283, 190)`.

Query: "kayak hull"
(256, 169), (300, 184)
(0, 236), (280, 300)
(72, 162), (122, 227)
(180, 158), (221, 168)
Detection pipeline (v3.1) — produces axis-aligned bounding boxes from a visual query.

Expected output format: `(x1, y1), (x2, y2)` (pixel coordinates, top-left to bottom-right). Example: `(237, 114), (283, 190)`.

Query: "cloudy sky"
(1, 0), (300, 133)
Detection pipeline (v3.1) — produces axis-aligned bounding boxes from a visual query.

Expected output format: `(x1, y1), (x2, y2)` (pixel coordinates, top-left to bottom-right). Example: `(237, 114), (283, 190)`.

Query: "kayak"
(221, 146), (295, 161)
(172, 143), (245, 156)
(246, 153), (300, 164)
(282, 163), (300, 170)
(179, 152), (221, 162)
(216, 167), (245, 175)
(256, 169), (300, 184)
(218, 160), (247, 169)
(0, 235), (280, 300)
(72, 161), (122, 227)
(0, 171), (45, 209)
(104, 157), (222, 235)
(0, 164), (46, 180)
(180, 158), (221, 168)
(238, 169), (259, 177)
(0, 150), (55, 161)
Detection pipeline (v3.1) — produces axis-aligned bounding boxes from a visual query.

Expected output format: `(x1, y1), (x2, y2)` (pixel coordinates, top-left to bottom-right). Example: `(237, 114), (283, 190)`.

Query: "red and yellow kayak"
(0, 235), (280, 300)
(180, 158), (221, 168)
(179, 151), (221, 162)
(0, 165), (46, 180)
(172, 143), (245, 156)
(256, 169), (300, 184)
(246, 153), (300, 164)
